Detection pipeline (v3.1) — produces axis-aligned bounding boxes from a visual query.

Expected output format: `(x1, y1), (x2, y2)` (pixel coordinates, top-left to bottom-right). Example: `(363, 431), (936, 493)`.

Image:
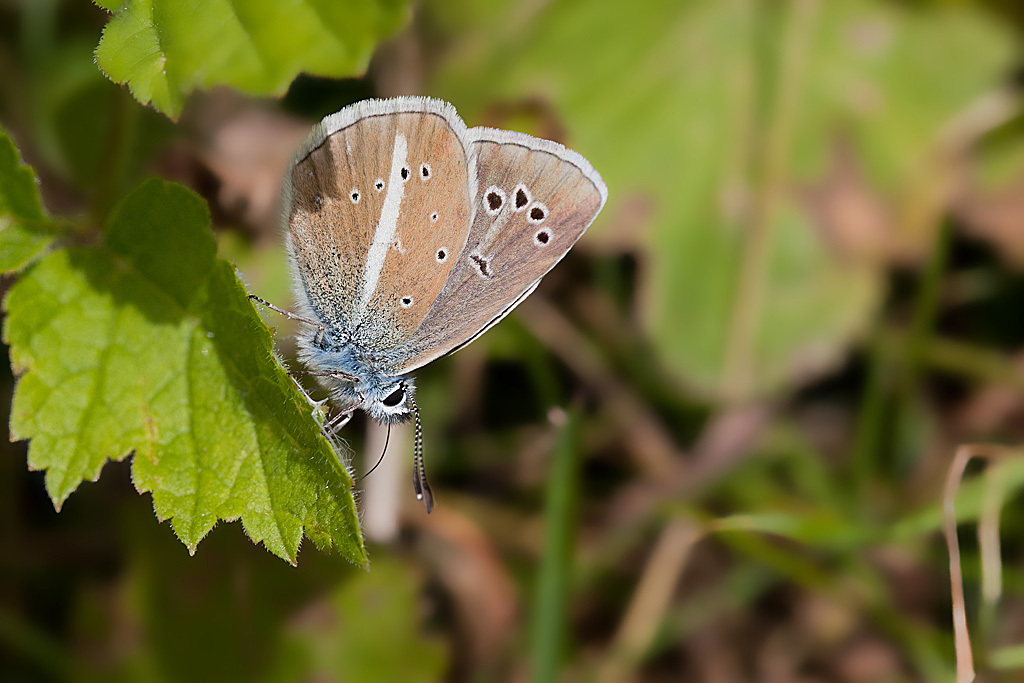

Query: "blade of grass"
(530, 408), (580, 683)
(944, 445), (980, 683)
(942, 444), (1018, 683)
(977, 460), (1006, 644)
(850, 334), (894, 495)
(598, 516), (702, 682)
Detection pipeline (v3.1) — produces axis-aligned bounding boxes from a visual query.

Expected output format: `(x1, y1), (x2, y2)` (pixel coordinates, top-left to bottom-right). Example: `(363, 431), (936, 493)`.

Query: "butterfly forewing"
(362, 113), (474, 349)
(285, 99), (472, 341)
(383, 128), (607, 375)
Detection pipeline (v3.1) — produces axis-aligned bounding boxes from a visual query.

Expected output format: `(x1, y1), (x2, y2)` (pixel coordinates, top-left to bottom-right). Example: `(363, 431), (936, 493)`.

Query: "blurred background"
(4, 0), (1024, 681)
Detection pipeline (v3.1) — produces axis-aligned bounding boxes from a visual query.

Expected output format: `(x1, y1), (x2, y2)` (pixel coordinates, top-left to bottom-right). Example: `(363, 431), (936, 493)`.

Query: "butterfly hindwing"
(383, 127), (607, 375)
(285, 98), (472, 341)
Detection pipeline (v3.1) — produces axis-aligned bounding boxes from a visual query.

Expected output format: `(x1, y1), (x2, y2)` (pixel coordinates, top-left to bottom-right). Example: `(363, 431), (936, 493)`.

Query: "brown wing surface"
(383, 127), (607, 375)
(284, 98), (472, 345)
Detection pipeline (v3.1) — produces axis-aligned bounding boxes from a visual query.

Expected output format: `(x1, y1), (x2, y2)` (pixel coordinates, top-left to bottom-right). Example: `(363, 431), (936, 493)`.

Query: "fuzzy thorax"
(296, 336), (415, 425)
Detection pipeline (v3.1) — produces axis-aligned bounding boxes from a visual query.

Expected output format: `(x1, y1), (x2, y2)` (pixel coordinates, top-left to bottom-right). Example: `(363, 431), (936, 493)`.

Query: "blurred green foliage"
(94, 0), (411, 118)
(429, 0), (1015, 400)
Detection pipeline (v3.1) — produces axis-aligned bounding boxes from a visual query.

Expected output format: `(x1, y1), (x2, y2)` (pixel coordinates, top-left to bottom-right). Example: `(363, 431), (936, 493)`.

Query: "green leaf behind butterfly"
(93, 0), (411, 118)
(4, 177), (366, 566)
(427, 0), (1014, 401)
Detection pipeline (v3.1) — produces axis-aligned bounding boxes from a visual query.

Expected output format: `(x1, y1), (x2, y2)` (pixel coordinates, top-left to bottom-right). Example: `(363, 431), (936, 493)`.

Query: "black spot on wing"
(516, 188), (529, 208)
(471, 254), (491, 278)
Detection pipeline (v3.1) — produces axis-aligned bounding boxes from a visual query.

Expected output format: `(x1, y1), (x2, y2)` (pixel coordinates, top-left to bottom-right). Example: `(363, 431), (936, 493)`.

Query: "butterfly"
(252, 97), (607, 511)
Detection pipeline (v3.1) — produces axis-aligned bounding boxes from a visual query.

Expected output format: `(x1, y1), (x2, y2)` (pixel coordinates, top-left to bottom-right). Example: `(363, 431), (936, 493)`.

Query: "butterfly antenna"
(357, 424), (390, 482)
(409, 397), (434, 513)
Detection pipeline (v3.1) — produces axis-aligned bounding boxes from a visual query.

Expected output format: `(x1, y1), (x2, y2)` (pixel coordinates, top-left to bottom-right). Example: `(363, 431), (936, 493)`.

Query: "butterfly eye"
(382, 387), (405, 408)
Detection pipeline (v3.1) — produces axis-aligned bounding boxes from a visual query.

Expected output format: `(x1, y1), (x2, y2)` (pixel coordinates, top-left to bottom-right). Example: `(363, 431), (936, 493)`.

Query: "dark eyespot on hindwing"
(528, 202), (548, 224)
(514, 185), (530, 210)
(534, 229), (551, 246)
(471, 253), (491, 278)
(485, 186), (505, 215)
(401, 167), (410, 181)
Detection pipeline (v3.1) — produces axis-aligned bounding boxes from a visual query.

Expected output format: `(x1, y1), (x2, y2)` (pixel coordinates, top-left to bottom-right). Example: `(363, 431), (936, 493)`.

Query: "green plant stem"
(530, 411), (580, 683)
(89, 90), (139, 231)
(880, 223), (951, 479)
(850, 335), (892, 496)
(903, 223), (951, 395)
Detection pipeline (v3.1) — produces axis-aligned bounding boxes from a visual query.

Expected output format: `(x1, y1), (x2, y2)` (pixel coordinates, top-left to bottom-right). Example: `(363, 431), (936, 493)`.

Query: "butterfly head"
(294, 325), (416, 424)
(313, 366), (417, 425)
(357, 378), (416, 424)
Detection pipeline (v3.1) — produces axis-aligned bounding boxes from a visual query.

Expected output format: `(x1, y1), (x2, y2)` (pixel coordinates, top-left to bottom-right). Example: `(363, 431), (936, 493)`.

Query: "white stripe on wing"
(357, 131), (408, 318)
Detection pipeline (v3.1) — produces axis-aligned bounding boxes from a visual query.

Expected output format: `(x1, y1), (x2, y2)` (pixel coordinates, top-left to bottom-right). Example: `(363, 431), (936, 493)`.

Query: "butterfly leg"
(325, 407), (356, 435)
(248, 294), (324, 330)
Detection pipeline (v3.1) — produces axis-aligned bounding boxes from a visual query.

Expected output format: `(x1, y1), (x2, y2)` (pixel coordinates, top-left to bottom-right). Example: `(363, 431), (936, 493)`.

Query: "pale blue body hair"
(295, 323), (415, 426)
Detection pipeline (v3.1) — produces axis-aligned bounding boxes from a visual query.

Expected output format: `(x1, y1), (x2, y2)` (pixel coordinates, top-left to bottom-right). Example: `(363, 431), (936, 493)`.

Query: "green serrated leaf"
(3, 179), (366, 566)
(0, 131), (54, 273)
(93, 0), (125, 11)
(94, 0), (411, 118)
